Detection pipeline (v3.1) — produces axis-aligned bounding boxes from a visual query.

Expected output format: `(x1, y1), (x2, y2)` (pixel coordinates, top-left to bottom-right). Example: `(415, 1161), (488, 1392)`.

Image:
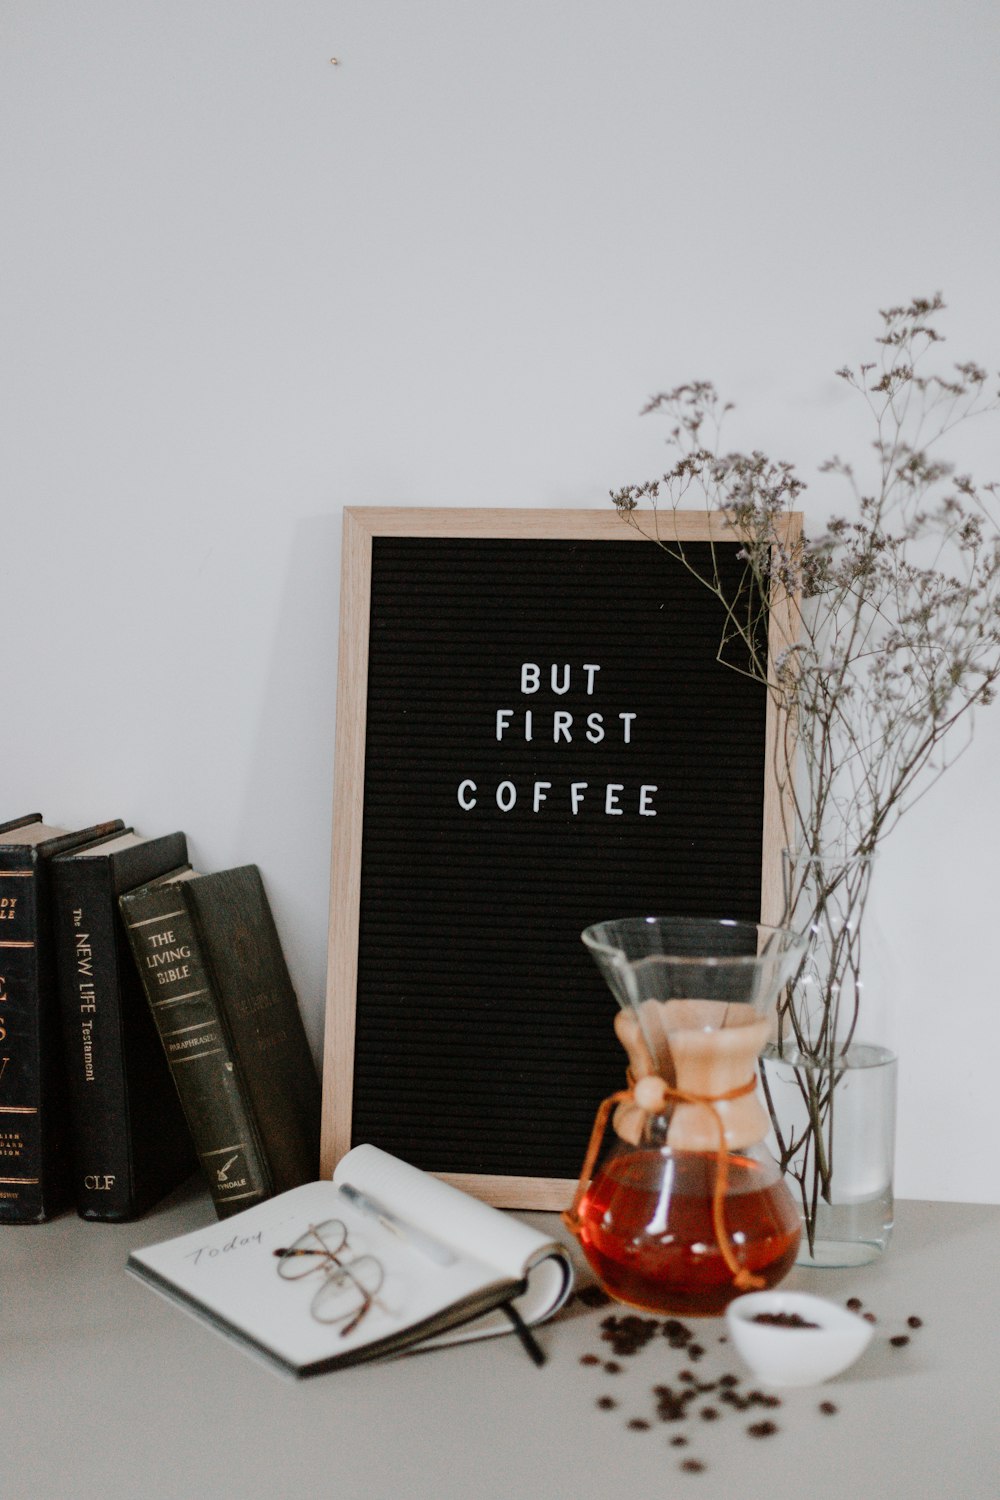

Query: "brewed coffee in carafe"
(566, 917), (805, 1316)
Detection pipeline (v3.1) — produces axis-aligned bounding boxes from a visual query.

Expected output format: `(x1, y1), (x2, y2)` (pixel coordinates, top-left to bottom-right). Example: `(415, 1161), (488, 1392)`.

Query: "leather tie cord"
(562, 1075), (765, 1293)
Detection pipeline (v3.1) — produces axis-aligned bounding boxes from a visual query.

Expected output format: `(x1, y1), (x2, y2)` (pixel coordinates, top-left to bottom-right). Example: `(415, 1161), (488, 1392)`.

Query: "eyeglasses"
(273, 1219), (385, 1336)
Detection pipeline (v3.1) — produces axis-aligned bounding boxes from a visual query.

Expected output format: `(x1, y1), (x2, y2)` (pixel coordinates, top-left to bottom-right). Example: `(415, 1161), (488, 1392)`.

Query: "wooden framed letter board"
(322, 508), (794, 1208)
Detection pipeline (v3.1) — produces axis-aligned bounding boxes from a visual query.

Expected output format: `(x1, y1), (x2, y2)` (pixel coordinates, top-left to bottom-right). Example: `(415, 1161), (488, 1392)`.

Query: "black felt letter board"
(336, 526), (770, 1198)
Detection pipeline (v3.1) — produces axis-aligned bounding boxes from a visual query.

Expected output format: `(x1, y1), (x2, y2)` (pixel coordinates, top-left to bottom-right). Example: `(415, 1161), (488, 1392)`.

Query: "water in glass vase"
(576, 1146), (801, 1317)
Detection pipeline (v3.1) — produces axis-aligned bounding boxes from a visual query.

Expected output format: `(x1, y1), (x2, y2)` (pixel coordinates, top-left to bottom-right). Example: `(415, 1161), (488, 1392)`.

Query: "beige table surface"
(3, 1179), (998, 1500)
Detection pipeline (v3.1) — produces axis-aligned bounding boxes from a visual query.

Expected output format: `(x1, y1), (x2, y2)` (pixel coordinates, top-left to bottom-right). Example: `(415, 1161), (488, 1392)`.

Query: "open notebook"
(127, 1144), (574, 1377)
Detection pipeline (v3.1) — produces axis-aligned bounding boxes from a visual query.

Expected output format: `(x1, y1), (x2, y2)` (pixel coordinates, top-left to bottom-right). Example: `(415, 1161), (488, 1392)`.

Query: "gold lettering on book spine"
(0, 874), (32, 1105)
(0, 974), (7, 1082)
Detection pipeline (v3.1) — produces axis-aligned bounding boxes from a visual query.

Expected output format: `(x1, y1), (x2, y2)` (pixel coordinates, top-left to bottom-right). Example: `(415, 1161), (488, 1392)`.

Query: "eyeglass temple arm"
(500, 1301), (546, 1368)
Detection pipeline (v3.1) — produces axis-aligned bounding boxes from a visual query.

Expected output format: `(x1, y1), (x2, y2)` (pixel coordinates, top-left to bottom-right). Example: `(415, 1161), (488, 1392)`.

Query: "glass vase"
(760, 1041), (897, 1267)
(765, 849), (898, 1266)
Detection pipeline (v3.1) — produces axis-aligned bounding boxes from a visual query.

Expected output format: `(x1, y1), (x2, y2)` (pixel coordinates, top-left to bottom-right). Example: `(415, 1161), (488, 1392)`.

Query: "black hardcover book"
(52, 828), (197, 1221)
(0, 814), (125, 1223)
(120, 864), (320, 1217)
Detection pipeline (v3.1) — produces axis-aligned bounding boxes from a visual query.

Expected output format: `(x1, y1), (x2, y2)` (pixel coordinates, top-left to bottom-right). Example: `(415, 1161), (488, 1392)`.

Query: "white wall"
(3, 0), (999, 1202)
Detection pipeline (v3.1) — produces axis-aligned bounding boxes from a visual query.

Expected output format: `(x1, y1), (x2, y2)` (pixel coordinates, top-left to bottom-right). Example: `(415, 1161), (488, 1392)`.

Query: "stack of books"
(0, 813), (320, 1226)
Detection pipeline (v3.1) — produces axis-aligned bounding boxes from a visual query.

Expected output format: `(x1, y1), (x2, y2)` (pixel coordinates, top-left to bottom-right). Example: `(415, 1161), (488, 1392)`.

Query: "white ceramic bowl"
(726, 1290), (873, 1387)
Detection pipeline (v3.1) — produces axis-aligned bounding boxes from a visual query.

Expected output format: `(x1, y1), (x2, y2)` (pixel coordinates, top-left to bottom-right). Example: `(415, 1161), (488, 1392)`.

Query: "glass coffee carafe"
(565, 917), (806, 1316)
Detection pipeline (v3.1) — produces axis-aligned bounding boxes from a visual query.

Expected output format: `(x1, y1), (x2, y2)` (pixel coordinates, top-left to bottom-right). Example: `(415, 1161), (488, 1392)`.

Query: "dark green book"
(120, 864), (320, 1219)
(0, 814), (125, 1223)
(52, 828), (196, 1220)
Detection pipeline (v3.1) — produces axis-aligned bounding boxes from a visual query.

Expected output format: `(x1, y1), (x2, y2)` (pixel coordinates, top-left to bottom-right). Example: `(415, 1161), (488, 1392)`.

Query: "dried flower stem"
(612, 296), (1000, 1244)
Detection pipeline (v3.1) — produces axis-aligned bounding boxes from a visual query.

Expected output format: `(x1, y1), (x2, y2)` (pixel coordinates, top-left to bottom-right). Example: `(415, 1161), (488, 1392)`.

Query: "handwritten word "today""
(184, 1229), (263, 1267)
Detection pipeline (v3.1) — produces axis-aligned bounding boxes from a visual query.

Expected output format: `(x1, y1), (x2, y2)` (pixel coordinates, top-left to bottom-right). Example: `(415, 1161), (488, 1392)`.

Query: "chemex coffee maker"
(564, 917), (806, 1316)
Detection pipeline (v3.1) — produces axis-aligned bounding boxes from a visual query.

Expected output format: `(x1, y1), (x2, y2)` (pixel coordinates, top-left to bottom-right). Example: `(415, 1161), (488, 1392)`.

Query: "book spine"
(185, 867), (321, 1195)
(0, 855), (66, 1221)
(53, 859), (140, 1218)
(120, 884), (272, 1218)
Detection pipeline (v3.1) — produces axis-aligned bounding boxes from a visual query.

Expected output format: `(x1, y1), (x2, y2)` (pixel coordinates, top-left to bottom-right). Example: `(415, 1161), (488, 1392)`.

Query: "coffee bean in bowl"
(726, 1292), (873, 1388)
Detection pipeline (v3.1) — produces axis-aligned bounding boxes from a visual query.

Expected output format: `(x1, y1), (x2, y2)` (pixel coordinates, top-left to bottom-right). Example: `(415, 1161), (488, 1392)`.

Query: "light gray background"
(3, 1), (998, 1201)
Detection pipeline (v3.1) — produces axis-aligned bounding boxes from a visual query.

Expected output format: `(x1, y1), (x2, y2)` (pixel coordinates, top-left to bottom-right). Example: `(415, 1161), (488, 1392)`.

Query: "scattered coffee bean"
(580, 1302), (863, 1451)
(718, 1335), (728, 1343)
(600, 1314), (660, 1357)
(653, 1384), (691, 1423)
(890, 1335), (910, 1348)
(907, 1315), (923, 1329)
(662, 1318), (695, 1351)
(681, 1459), (706, 1473)
(751, 1311), (819, 1329)
(578, 1285), (611, 1308)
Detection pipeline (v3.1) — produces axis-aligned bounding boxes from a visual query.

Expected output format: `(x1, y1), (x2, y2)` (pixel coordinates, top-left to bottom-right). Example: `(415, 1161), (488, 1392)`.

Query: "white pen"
(337, 1182), (457, 1266)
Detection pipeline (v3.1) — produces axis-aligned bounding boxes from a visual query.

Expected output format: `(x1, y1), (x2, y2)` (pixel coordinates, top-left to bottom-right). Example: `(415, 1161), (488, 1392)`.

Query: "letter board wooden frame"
(322, 507), (798, 1208)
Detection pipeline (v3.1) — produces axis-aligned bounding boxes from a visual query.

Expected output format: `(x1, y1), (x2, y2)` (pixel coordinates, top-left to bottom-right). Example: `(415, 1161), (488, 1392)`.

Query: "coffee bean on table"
(747, 1421), (779, 1438)
(907, 1315), (923, 1329)
(652, 1386), (689, 1423)
(818, 1401), (838, 1415)
(890, 1335), (910, 1348)
(578, 1285), (611, 1308)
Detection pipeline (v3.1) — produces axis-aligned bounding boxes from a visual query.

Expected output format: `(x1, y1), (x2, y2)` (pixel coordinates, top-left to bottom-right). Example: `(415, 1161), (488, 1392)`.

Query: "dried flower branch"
(612, 295), (1000, 1244)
